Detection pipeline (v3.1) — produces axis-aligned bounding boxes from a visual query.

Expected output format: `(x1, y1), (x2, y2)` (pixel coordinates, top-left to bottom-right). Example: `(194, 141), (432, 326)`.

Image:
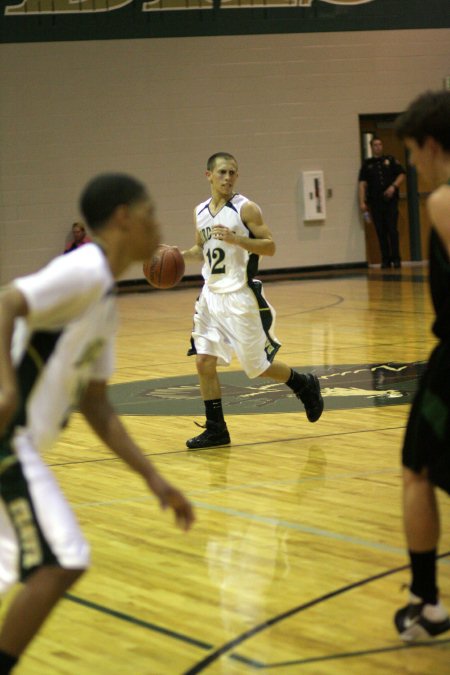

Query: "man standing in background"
(359, 136), (406, 268)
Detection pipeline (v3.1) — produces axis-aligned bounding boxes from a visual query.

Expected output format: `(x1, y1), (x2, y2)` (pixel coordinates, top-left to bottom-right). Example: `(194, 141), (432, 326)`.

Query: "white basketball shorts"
(0, 430), (90, 594)
(191, 280), (281, 379)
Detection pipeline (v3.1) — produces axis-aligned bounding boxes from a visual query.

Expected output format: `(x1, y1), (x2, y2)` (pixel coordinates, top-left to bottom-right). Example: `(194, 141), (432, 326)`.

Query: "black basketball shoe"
(296, 374), (324, 423)
(186, 420), (231, 450)
(394, 601), (450, 641)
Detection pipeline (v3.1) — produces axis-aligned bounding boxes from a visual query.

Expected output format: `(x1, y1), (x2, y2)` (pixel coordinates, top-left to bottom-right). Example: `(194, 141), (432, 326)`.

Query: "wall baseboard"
(117, 262), (369, 293)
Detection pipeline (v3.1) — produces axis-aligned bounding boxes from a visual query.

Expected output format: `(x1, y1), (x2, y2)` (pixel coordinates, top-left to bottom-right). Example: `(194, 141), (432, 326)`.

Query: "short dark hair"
(395, 90), (450, 151)
(80, 173), (148, 230)
(370, 136), (382, 145)
(206, 152), (237, 171)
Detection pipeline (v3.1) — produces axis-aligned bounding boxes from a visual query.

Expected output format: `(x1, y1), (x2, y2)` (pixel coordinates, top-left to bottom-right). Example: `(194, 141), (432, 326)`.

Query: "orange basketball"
(143, 245), (185, 289)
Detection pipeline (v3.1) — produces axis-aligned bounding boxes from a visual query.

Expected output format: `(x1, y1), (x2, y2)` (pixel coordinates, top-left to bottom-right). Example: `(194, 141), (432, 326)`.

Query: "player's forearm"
(0, 288), (27, 429)
(182, 245), (203, 262)
(0, 296), (16, 390)
(81, 397), (158, 480)
(235, 236), (276, 256)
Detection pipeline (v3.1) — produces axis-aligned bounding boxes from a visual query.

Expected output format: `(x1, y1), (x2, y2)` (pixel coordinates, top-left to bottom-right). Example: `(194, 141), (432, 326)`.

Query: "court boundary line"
(47, 424), (407, 468)
(230, 637), (450, 669)
(64, 593), (213, 650)
(182, 552), (450, 674)
(60, 550), (450, 669)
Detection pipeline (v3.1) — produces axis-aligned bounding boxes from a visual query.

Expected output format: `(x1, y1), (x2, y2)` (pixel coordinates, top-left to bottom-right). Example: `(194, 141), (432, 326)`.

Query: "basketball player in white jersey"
(182, 152), (324, 449)
(0, 173), (194, 673)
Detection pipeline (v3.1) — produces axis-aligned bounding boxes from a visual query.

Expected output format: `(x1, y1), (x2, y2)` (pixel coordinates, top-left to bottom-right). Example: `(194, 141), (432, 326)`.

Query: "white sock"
(409, 592), (448, 621)
(422, 602), (449, 622)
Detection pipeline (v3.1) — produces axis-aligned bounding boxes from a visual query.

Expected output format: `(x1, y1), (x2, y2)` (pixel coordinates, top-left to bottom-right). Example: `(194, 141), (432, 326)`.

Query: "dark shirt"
(430, 182), (450, 340)
(63, 236), (92, 254)
(359, 155), (405, 203)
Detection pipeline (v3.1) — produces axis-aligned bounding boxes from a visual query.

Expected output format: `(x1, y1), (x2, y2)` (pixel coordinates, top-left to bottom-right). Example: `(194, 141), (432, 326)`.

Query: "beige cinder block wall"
(1, 28), (449, 284)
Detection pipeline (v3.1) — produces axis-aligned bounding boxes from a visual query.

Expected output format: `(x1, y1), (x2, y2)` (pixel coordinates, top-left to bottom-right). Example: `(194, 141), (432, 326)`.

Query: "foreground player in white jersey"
(182, 152), (324, 449)
(0, 173), (194, 673)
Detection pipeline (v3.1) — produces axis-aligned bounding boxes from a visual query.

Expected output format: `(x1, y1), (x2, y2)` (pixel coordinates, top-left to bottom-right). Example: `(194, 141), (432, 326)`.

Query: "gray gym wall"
(1, 28), (449, 284)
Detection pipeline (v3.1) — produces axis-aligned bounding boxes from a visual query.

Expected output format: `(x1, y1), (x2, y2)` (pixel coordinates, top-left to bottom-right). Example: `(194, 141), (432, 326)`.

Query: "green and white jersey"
(196, 193), (259, 293)
(8, 243), (116, 454)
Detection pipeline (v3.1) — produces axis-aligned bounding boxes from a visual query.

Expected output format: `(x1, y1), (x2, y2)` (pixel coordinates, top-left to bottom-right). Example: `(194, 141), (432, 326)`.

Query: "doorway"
(358, 114), (431, 265)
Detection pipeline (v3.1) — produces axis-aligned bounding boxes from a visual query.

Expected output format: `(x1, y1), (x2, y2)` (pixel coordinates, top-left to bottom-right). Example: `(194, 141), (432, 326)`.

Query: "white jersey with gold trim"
(196, 193), (259, 293)
(11, 243), (116, 453)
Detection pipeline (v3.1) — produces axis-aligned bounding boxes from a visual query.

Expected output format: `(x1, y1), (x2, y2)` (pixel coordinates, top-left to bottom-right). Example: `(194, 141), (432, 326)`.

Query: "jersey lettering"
(75, 338), (105, 368)
(206, 247), (226, 275)
(5, 0), (375, 14)
(6, 0), (133, 14)
(200, 227), (212, 245)
(9, 498), (43, 569)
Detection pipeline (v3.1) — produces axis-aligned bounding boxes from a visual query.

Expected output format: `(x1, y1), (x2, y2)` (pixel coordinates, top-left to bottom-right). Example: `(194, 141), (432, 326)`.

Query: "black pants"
(369, 199), (400, 264)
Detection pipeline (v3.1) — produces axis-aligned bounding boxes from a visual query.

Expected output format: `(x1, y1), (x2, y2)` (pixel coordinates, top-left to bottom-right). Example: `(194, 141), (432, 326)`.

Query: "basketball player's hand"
(212, 225), (237, 244)
(147, 472), (195, 531)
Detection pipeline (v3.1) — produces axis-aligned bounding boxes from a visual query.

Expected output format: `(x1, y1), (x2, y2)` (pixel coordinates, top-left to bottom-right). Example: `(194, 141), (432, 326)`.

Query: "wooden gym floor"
(6, 264), (449, 674)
